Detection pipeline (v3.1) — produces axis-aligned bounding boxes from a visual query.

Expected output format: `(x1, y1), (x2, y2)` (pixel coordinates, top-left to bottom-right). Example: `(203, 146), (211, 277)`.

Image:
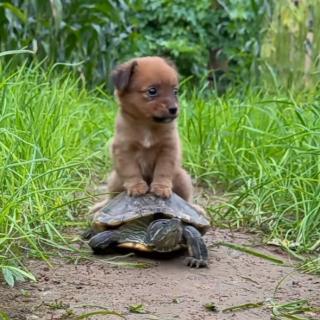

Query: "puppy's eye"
(147, 87), (158, 97)
(173, 88), (179, 96)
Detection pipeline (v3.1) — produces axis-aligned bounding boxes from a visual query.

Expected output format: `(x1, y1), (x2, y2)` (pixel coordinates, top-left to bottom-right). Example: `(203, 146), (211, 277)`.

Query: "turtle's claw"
(184, 257), (208, 268)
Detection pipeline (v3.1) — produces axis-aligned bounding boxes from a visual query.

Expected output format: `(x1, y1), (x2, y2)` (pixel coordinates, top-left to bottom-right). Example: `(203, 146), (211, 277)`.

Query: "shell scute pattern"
(94, 192), (210, 233)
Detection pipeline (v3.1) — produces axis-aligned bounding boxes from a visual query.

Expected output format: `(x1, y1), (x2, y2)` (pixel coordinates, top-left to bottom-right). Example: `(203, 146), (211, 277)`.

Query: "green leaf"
(204, 303), (218, 312)
(74, 310), (125, 319)
(222, 301), (264, 313)
(0, 2), (27, 22)
(217, 242), (285, 265)
(1, 266), (36, 286)
(2, 268), (14, 287)
(7, 266), (36, 282)
(0, 310), (10, 320)
(10, 268), (27, 282)
(50, 0), (63, 30)
(129, 304), (145, 314)
(0, 49), (35, 58)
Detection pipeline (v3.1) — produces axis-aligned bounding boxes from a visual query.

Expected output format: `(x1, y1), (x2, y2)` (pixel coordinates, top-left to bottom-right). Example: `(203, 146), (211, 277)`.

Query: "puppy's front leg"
(113, 144), (148, 196)
(151, 146), (176, 198)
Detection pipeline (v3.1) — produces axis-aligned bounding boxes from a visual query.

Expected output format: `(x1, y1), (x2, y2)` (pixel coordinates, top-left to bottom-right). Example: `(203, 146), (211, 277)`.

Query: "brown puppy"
(93, 56), (193, 211)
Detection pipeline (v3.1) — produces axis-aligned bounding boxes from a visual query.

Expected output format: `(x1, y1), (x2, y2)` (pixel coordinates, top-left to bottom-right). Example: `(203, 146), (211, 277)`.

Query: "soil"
(1, 229), (319, 320)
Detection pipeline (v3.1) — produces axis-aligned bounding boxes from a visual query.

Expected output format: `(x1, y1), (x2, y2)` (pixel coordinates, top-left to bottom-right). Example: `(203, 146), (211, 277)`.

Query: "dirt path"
(1, 229), (319, 320)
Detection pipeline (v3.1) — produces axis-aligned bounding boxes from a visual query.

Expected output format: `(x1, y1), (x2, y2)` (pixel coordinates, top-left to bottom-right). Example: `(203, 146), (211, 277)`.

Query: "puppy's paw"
(150, 183), (172, 198)
(126, 181), (149, 196)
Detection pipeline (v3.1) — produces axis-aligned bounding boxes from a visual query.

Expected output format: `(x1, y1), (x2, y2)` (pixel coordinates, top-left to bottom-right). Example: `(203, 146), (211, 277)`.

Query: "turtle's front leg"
(182, 225), (208, 268)
(88, 230), (120, 253)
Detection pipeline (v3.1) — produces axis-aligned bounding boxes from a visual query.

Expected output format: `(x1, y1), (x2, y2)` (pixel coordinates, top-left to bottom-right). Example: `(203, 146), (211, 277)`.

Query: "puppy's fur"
(93, 56), (193, 211)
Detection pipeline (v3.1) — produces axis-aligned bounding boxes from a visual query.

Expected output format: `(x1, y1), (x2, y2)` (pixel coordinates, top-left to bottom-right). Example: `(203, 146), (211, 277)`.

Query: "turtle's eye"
(147, 87), (158, 97)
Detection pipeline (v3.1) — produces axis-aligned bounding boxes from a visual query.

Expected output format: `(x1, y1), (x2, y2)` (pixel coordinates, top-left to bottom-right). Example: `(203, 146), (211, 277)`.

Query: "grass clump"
(0, 64), (115, 284)
(181, 89), (320, 253)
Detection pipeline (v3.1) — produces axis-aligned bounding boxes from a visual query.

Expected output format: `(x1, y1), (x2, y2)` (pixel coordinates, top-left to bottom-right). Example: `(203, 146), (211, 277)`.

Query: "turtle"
(87, 192), (210, 268)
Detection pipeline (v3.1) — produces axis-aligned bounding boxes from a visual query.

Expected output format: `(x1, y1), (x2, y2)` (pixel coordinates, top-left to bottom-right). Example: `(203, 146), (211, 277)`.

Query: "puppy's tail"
(89, 197), (110, 214)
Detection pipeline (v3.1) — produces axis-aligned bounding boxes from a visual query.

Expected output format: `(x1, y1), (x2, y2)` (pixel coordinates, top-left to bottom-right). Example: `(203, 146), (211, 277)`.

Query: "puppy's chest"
(135, 130), (158, 176)
(139, 130), (155, 149)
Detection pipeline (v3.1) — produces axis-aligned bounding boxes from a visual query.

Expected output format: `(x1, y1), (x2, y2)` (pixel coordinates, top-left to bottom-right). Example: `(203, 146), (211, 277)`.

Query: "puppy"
(92, 56), (194, 211)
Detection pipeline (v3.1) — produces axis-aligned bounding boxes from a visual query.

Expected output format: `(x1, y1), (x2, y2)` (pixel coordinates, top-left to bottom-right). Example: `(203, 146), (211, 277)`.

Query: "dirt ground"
(1, 229), (319, 320)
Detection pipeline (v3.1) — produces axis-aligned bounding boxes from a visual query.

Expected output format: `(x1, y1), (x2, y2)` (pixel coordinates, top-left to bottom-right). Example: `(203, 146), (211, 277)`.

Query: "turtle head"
(146, 218), (183, 251)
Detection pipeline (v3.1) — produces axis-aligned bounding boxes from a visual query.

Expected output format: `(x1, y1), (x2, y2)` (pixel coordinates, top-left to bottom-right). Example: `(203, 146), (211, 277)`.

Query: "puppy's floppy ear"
(111, 60), (138, 92)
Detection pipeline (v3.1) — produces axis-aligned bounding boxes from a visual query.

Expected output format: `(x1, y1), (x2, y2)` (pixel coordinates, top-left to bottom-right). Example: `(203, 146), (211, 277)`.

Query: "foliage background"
(0, 0), (273, 88)
(2, 0), (319, 89)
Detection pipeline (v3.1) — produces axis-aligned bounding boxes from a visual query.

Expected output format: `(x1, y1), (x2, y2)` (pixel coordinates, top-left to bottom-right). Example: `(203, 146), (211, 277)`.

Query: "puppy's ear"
(111, 60), (138, 92)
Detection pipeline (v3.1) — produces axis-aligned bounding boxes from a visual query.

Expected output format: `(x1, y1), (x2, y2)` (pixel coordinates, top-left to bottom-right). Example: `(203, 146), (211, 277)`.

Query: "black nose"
(169, 107), (177, 115)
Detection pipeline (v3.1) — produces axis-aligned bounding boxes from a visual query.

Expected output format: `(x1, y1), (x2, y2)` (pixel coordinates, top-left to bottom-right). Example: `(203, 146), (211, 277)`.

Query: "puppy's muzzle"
(153, 115), (177, 123)
(153, 104), (179, 123)
(169, 107), (178, 115)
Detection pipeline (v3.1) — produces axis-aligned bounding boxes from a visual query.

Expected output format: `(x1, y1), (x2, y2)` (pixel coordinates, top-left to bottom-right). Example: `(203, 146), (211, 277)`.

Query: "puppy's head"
(111, 56), (179, 124)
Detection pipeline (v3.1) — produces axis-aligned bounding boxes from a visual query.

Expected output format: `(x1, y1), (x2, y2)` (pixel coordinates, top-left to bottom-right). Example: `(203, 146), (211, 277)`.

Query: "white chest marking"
(141, 130), (153, 148)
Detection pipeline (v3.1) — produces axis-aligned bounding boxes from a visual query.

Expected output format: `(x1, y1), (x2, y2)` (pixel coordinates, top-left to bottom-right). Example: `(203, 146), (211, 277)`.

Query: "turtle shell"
(93, 192), (210, 234)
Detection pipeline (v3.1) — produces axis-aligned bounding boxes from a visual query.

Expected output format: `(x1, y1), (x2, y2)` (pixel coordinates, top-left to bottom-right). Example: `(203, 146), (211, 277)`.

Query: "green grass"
(1, 64), (319, 285)
(180, 89), (320, 253)
(0, 64), (115, 284)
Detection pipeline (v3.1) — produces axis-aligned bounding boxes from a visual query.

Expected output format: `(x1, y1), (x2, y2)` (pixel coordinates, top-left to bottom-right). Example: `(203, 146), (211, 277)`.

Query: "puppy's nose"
(169, 107), (178, 115)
